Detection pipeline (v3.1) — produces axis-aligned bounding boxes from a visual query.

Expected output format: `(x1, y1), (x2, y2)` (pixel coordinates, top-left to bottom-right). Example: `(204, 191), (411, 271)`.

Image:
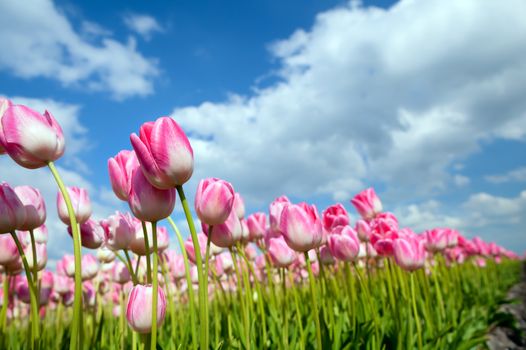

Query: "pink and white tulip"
(126, 284), (167, 333)
(101, 212), (135, 251)
(57, 186), (92, 225)
(279, 203), (323, 252)
(195, 178), (235, 225)
(246, 212), (267, 241)
(204, 209), (243, 248)
(351, 187), (383, 220)
(108, 150), (140, 201)
(322, 204), (350, 231)
(13, 186), (46, 230)
(0, 182), (26, 233)
(267, 236), (296, 268)
(392, 234), (426, 272)
(67, 219), (104, 249)
(269, 195), (290, 236)
(327, 226), (361, 262)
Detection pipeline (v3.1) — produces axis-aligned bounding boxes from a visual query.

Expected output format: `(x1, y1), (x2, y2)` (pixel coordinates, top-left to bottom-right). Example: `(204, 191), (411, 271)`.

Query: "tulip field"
(0, 99), (523, 349)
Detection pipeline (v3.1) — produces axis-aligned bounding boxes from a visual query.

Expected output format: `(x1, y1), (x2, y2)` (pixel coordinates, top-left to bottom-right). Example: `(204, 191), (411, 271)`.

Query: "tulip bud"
(393, 235), (426, 271)
(269, 196), (290, 235)
(204, 210), (243, 248)
(0, 234), (19, 265)
(101, 212), (135, 251)
(268, 236), (296, 268)
(128, 168), (176, 222)
(57, 186), (92, 225)
(0, 98), (13, 155)
(327, 226), (360, 262)
(355, 219), (371, 242)
(112, 261), (131, 284)
(126, 284), (167, 333)
(233, 193), (245, 219)
(68, 219), (104, 249)
(108, 150), (140, 201)
(97, 246), (116, 263)
(81, 254), (99, 281)
(195, 178), (235, 225)
(424, 228), (448, 252)
(39, 271), (54, 305)
(351, 187), (383, 220)
(279, 203), (323, 252)
(32, 224), (49, 244)
(246, 212), (267, 241)
(13, 186), (46, 230)
(0, 105), (65, 169)
(322, 204), (350, 231)
(0, 182), (26, 233)
(25, 241), (47, 271)
(184, 233), (208, 264)
(130, 117), (194, 189)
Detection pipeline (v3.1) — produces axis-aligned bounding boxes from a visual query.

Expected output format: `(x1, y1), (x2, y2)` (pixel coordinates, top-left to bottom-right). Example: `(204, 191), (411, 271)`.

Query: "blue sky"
(1, 0), (525, 263)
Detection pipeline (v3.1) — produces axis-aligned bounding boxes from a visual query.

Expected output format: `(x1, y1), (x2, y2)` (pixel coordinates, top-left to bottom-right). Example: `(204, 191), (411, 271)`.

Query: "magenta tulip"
(67, 219), (104, 249)
(393, 234), (426, 271)
(130, 117), (194, 189)
(322, 204), (350, 231)
(195, 178), (235, 225)
(0, 105), (65, 169)
(0, 182), (26, 233)
(126, 284), (167, 333)
(108, 150), (140, 201)
(327, 226), (361, 262)
(13, 186), (46, 230)
(56, 186), (92, 225)
(424, 228), (448, 252)
(351, 187), (383, 220)
(279, 203), (323, 252)
(128, 168), (176, 222)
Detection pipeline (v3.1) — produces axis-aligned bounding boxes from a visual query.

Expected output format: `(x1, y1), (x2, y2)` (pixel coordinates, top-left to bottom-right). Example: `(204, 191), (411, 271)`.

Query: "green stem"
(203, 233), (212, 349)
(47, 161), (83, 350)
(304, 252), (322, 350)
(124, 250), (139, 285)
(229, 247), (250, 349)
(142, 221), (152, 284)
(167, 217), (197, 350)
(151, 221), (159, 350)
(10, 231), (39, 349)
(176, 185), (207, 350)
(0, 274), (10, 332)
(411, 273), (423, 350)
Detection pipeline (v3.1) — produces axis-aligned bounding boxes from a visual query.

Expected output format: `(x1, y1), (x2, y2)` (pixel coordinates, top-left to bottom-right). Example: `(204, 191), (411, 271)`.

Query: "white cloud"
(453, 174), (470, 187)
(172, 0), (526, 207)
(394, 200), (465, 233)
(485, 166), (526, 184)
(463, 191), (526, 223)
(123, 13), (163, 40)
(0, 0), (158, 99)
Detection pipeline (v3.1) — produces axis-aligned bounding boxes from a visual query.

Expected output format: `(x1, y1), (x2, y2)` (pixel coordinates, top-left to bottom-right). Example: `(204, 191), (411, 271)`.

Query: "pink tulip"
(424, 228), (448, 252)
(39, 271), (54, 305)
(97, 246), (116, 263)
(13, 186), (46, 230)
(472, 237), (490, 256)
(279, 203), (323, 252)
(268, 236), (296, 268)
(81, 254), (99, 280)
(32, 224), (48, 244)
(204, 209), (243, 248)
(128, 168), (176, 222)
(446, 229), (459, 248)
(215, 252), (234, 276)
(108, 150), (140, 201)
(168, 254), (186, 280)
(0, 182), (26, 233)
(14, 275), (31, 304)
(351, 187), (383, 220)
(322, 204), (350, 231)
(327, 226), (361, 262)
(269, 195), (290, 235)
(245, 243), (258, 261)
(25, 241), (47, 271)
(56, 186), (92, 225)
(0, 105), (65, 169)
(112, 261), (131, 284)
(184, 233), (208, 264)
(101, 212), (135, 251)
(155, 226), (170, 254)
(392, 235), (426, 271)
(246, 212), (267, 241)
(126, 284), (167, 333)
(369, 214), (399, 256)
(0, 98), (12, 154)
(355, 219), (371, 242)
(67, 219), (104, 249)
(0, 234), (19, 265)
(233, 193), (245, 219)
(194, 178), (235, 225)
(130, 117), (194, 189)
(319, 245), (335, 265)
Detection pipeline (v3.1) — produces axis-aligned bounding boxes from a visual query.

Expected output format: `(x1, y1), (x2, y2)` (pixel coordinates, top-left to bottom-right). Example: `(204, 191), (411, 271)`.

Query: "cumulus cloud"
(123, 13), (163, 40)
(171, 0), (526, 207)
(0, 0), (158, 99)
(485, 166), (526, 184)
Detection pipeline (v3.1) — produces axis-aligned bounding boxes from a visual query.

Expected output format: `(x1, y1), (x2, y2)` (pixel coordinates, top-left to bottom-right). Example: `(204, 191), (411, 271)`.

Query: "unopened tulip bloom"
(129, 221), (155, 256)
(81, 254), (99, 280)
(246, 212), (267, 241)
(319, 245), (335, 265)
(57, 186), (92, 225)
(204, 209), (243, 248)
(184, 233), (208, 264)
(0, 182), (26, 233)
(130, 117), (194, 189)
(126, 284), (167, 333)
(32, 224), (48, 243)
(13, 186), (46, 230)
(392, 235), (426, 271)
(322, 204), (350, 231)
(279, 203), (323, 252)
(128, 168), (176, 222)
(245, 243), (258, 260)
(0, 234), (20, 265)
(39, 271), (54, 305)
(168, 254), (186, 280)
(112, 261), (131, 284)
(369, 215), (399, 256)
(233, 193), (245, 219)
(0, 105), (65, 169)
(446, 229), (459, 248)
(269, 196), (290, 235)
(14, 276), (31, 304)
(424, 228), (448, 252)
(268, 236), (297, 268)
(195, 178), (235, 225)
(25, 241), (47, 271)
(355, 219), (371, 242)
(108, 150), (139, 201)
(351, 187), (383, 220)
(68, 219), (104, 249)
(0, 98), (12, 154)
(156, 227), (169, 253)
(101, 212), (135, 251)
(328, 226), (361, 262)
(97, 246), (116, 263)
